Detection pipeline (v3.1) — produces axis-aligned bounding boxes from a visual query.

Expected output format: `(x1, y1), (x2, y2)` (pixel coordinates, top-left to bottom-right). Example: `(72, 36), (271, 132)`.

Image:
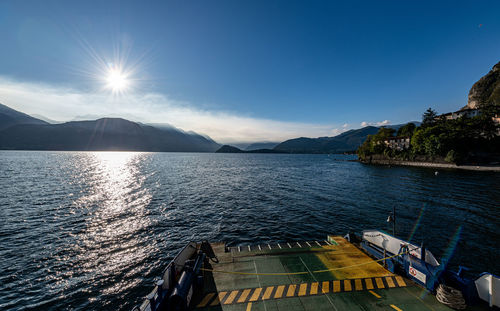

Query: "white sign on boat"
(409, 266), (427, 284)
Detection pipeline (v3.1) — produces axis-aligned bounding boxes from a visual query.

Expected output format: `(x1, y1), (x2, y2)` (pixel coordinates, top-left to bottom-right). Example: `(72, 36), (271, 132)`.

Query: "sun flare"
(106, 68), (129, 92)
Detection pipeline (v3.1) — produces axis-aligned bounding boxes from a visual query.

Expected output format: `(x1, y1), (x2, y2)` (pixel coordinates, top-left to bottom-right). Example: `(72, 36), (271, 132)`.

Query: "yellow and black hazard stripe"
(196, 275), (408, 307)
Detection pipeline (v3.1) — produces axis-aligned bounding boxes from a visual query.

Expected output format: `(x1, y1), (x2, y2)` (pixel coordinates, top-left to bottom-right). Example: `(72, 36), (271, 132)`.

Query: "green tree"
(356, 127), (395, 159)
(397, 123), (416, 137)
(445, 150), (464, 164)
(359, 105), (499, 161)
(423, 135), (440, 156)
(411, 127), (429, 154)
(422, 108), (438, 126)
(477, 102), (500, 139)
(373, 127), (396, 140)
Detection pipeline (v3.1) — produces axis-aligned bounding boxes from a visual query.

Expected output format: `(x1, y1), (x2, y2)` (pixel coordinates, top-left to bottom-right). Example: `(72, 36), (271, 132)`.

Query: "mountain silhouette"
(0, 103), (49, 130)
(0, 104), (220, 152)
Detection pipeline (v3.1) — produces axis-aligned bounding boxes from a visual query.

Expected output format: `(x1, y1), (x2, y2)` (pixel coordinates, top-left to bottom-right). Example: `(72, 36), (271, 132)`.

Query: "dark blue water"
(0, 151), (499, 310)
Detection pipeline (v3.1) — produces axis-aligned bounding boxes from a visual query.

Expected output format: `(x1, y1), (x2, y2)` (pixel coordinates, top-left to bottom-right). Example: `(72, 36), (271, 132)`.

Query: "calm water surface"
(0, 151), (499, 310)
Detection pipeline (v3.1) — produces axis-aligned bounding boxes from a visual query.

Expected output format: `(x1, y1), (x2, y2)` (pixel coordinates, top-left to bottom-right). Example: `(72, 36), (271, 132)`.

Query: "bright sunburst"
(106, 67), (129, 93)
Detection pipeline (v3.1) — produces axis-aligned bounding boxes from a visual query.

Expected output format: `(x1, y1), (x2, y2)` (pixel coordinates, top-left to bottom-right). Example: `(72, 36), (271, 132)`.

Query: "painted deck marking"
(246, 302), (253, 311)
(306, 242), (312, 247)
(262, 286), (274, 300)
(210, 291), (227, 306)
(355, 279), (363, 291)
(249, 288), (262, 302)
(395, 276), (407, 287)
(344, 280), (352, 291)
(369, 290), (381, 299)
(197, 293), (216, 307)
(287, 242), (292, 248)
(197, 276), (411, 307)
(390, 304), (403, 311)
(274, 285), (285, 298)
(310, 282), (318, 295)
(322, 281), (329, 293)
(298, 283), (308, 296)
(267, 244), (271, 250)
(238, 289), (252, 303)
(297, 242), (302, 248)
(333, 281), (341, 292)
(324, 240), (331, 245)
(258, 245), (262, 251)
(386, 276), (396, 288)
(224, 290), (239, 304)
(365, 278), (374, 290)
(315, 241), (322, 246)
(375, 277), (385, 289)
(278, 243), (282, 249)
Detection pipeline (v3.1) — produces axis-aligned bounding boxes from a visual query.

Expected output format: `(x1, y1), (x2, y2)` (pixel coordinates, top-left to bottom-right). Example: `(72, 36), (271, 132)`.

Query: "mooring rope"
(436, 284), (467, 309)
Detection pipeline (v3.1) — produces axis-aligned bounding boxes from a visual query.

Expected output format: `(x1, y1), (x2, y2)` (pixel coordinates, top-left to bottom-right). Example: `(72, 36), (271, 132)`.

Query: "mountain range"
(0, 102), (416, 153)
(0, 103), (49, 131)
(273, 126), (380, 154)
(0, 103), (220, 152)
(245, 142), (279, 151)
(215, 145), (286, 153)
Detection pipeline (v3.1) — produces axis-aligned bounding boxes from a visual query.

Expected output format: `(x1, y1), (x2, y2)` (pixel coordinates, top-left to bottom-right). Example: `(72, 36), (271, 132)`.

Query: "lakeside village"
(357, 104), (500, 165)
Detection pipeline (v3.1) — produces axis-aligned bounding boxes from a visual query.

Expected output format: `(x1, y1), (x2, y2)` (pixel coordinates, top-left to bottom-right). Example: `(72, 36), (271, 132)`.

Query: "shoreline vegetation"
(357, 61), (500, 170)
(356, 106), (499, 166)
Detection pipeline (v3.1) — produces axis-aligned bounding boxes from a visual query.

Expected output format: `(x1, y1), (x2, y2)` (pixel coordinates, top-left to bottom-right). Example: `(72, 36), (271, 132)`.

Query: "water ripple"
(0, 151), (499, 310)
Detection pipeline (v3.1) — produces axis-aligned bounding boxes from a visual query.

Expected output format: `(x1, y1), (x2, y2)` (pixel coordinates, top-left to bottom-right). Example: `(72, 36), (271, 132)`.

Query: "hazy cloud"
(360, 120), (390, 127)
(0, 77), (349, 143)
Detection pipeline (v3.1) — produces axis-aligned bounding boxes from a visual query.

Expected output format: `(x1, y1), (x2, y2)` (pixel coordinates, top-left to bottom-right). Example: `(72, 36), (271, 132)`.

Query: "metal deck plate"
(193, 237), (485, 310)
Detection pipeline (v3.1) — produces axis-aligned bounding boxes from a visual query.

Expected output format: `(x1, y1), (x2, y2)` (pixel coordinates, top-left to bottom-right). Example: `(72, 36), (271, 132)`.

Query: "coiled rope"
(436, 284), (467, 309)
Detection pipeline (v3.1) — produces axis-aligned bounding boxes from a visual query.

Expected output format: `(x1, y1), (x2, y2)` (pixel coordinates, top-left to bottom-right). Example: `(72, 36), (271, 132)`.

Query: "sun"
(106, 68), (129, 92)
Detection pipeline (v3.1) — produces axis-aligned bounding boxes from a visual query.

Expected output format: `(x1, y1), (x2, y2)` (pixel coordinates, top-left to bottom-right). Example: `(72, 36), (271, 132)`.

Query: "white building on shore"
(383, 137), (411, 151)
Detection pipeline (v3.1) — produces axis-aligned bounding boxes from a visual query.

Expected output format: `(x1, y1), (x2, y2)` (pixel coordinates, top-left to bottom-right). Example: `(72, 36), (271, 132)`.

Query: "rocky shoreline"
(361, 159), (500, 172)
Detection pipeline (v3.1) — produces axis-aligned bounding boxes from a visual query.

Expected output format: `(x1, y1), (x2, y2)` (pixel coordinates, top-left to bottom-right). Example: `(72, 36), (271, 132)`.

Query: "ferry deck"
(192, 236), (487, 311)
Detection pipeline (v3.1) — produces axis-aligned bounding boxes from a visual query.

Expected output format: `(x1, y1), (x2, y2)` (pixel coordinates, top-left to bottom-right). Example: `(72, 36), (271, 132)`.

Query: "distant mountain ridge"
(216, 145), (286, 153)
(217, 124), (415, 155)
(245, 142), (279, 151)
(0, 104), (220, 152)
(273, 122), (420, 154)
(0, 102), (422, 154)
(0, 103), (49, 130)
(273, 126), (379, 153)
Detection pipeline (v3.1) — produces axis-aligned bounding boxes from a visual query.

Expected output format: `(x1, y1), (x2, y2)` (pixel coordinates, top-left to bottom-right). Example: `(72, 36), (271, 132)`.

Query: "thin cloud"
(0, 77), (348, 143)
(360, 120), (390, 127)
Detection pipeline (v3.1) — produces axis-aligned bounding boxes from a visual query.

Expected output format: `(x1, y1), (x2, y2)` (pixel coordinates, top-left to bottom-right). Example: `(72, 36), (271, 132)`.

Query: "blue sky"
(0, 0), (499, 142)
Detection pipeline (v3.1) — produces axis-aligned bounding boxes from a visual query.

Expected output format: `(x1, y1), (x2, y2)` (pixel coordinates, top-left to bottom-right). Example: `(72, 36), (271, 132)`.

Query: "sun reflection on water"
(69, 152), (156, 299)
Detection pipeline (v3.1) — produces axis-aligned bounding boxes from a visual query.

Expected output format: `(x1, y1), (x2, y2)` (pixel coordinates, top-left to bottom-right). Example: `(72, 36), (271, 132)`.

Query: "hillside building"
(383, 137), (410, 151)
(441, 108), (480, 120)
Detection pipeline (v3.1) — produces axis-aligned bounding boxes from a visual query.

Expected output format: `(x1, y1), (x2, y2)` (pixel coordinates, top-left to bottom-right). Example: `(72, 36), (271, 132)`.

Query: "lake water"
(0, 151), (499, 310)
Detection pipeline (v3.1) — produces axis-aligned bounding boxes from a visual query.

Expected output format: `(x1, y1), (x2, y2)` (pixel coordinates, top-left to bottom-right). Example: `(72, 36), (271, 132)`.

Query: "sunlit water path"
(0, 151), (498, 310)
